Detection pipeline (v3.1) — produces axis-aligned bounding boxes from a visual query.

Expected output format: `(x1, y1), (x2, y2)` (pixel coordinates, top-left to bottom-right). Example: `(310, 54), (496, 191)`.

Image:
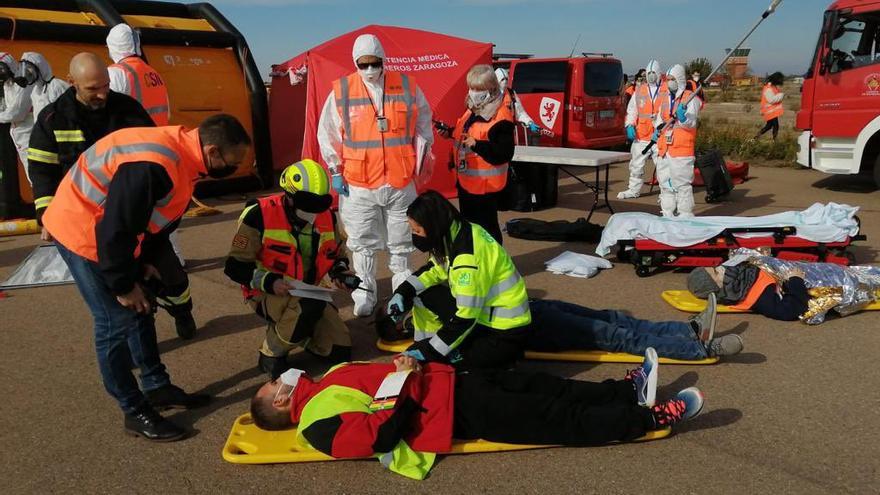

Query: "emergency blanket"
(596, 203), (860, 256)
(0, 245), (73, 290)
(222, 414), (671, 465)
(728, 248), (880, 324)
(545, 251), (612, 278)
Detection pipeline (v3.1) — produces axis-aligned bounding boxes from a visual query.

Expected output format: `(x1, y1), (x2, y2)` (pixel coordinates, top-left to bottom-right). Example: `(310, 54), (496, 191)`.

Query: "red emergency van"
(508, 54), (626, 149)
(797, 0), (880, 187)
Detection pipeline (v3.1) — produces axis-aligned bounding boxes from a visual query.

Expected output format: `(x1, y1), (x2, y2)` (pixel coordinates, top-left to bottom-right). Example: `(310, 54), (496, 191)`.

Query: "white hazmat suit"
(494, 67), (536, 128)
(0, 52), (34, 179)
(21, 52), (70, 130)
(619, 59), (662, 199)
(317, 34), (434, 316)
(655, 64), (700, 218)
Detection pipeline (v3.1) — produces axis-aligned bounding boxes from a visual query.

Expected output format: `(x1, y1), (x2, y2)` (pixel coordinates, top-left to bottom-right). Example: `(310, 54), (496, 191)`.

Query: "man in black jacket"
(28, 52), (197, 339)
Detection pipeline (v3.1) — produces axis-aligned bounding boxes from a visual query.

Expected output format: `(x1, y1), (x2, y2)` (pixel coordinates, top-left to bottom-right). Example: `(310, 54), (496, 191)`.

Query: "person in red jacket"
(249, 352), (704, 479)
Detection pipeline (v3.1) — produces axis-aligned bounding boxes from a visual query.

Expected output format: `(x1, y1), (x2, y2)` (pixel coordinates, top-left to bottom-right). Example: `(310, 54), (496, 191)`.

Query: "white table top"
(512, 146), (631, 167)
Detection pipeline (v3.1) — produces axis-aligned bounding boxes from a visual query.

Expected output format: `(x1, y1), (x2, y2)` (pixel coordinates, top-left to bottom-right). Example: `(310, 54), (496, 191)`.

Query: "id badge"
(377, 116), (389, 133)
(665, 131), (674, 145)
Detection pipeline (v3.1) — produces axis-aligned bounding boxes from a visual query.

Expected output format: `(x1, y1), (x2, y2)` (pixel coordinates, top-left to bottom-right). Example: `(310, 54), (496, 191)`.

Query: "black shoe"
(174, 312), (197, 340)
(124, 405), (187, 442)
(258, 352), (290, 379)
(145, 384), (211, 411)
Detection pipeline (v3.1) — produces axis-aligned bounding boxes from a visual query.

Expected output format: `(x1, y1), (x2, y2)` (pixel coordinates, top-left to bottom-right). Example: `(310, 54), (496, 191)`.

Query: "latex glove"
(386, 293), (406, 321)
(676, 104), (688, 123)
(651, 129), (660, 142)
(626, 125), (636, 142)
(527, 122), (541, 134)
(405, 339), (445, 362)
(331, 173), (349, 197)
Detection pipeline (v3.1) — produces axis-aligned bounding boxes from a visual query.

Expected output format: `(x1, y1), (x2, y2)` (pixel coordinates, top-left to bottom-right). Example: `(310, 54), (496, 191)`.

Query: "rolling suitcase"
(696, 149), (733, 203)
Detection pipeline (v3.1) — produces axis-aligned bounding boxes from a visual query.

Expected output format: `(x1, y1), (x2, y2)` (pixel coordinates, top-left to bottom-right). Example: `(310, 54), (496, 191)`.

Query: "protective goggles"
(356, 61), (383, 70)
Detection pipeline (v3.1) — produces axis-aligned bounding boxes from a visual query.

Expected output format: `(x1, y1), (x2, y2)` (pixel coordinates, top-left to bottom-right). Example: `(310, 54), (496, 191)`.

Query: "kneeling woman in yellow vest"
(224, 160), (356, 378)
(386, 190), (530, 370)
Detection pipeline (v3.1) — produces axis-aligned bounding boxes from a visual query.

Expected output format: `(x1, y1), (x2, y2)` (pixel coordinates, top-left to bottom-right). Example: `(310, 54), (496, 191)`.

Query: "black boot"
(173, 312), (197, 340)
(146, 384), (211, 410)
(124, 404), (187, 442)
(258, 352), (290, 379)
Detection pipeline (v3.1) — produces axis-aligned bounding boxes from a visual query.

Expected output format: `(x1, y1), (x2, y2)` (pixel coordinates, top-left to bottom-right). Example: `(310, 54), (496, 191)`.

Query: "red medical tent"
(268, 25), (493, 197)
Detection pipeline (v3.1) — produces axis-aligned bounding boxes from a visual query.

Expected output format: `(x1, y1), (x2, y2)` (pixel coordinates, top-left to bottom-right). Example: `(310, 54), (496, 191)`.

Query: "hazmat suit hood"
(495, 67), (509, 92)
(19, 52), (53, 85)
(666, 64), (687, 95)
(0, 52), (19, 83)
(107, 23), (142, 64)
(645, 60), (661, 85)
(351, 34), (385, 85)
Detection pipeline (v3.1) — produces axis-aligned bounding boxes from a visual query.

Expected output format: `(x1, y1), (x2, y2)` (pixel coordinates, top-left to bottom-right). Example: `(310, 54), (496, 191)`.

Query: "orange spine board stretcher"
(662, 290), (880, 313)
(376, 340), (720, 365)
(222, 414), (672, 464)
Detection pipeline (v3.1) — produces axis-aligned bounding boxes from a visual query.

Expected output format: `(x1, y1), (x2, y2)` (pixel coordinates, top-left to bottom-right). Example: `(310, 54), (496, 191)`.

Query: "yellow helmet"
(279, 159), (330, 196)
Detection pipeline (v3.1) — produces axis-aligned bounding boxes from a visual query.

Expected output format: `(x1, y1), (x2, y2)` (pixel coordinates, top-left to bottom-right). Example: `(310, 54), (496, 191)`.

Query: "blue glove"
(651, 129), (660, 142)
(527, 122), (541, 134)
(402, 349), (426, 361)
(331, 173), (349, 197)
(387, 293), (406, 322)
(676, 104), (688, 123)
(626, 125), (636, 142)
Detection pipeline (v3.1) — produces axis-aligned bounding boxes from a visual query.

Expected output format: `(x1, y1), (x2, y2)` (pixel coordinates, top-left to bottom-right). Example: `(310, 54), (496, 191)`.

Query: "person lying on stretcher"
(688, 263), (809, 321)
(249, 353), (703, 480)
(378, 296), (744, 361)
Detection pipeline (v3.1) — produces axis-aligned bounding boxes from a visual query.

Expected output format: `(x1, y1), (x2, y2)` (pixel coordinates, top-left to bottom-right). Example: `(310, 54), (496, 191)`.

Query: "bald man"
(28, 52), (153, 228)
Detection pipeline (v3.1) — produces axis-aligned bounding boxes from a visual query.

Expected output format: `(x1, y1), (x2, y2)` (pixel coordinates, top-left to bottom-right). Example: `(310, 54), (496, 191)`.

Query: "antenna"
(568, 34), (582, 58)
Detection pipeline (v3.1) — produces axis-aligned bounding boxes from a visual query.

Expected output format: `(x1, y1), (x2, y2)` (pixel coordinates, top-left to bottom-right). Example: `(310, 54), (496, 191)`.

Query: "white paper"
(289, 280), (334, 292)
(415, 135), (430, 176)
(288, 280), (336, 302)
(374, 371), (411, 399)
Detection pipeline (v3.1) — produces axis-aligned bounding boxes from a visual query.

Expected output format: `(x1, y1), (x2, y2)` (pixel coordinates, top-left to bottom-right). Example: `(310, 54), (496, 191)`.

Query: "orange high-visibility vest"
(243, 194), (340, 298)
(760, 83), (784, 122)
(634, 82), (668, 142)
(43, 126), (205, 262)
(332, 71), (418, 189)
(729, 271), (778, 311)
(657, 89), (698, 158)
(452, 103), (515, 195)
(111, 56), (170, 126)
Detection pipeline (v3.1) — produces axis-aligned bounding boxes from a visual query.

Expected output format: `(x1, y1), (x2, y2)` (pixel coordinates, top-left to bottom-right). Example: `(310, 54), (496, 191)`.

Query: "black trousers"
(457, 182), (503, 245)
(758, 117), (780, 139)
(453, 370), (653, 446)
(418, 284), (529, 370)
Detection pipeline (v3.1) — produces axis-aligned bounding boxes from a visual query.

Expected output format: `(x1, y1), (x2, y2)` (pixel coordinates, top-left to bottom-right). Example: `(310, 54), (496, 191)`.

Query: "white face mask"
(667, 80), (679, 93)
(468, 89), (492, 109)
(646, 72), (658, 85)
(359, 66), (382, 83)
(274, 368), (305, 402)
(296, 210), (318, 224)
(693, 74), (701, 82)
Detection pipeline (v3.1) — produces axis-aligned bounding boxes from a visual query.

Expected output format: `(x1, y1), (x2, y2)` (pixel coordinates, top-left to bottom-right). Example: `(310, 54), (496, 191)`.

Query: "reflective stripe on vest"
(760, 83), (784, 121)
(333, 72), (418, 189)
(115, 58), (170, 126)
(634, 83), (667, 141)
(453, 103), (514, 194)
(657, 89), (697, 158)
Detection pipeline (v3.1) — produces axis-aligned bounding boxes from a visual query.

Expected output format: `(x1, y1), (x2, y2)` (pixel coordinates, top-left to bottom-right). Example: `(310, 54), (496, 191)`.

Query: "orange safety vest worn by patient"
(110, 56), (170, 126)
(634, 82), (668, 142)
(333, 71), (418, 189)
(760, 83), (784, 122)
(657, 89), (698, 159)
(43, 126), (205, 262)
(452, 103), (515, 195)
(729, 271), (778, 311)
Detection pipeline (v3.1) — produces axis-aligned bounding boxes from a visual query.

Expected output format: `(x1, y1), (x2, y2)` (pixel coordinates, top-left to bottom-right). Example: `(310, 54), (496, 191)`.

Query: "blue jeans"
(56, 242), (171, 413)
(527, 300), (708, 361)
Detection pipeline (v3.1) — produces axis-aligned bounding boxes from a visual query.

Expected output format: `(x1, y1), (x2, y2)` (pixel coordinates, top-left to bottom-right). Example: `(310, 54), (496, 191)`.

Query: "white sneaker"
(617, 190), (640, 200)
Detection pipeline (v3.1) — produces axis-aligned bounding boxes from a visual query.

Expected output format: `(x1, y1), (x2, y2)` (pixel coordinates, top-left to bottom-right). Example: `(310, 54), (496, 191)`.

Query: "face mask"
(296, 210), (318, 224)
(206, 149), (238, 179)
(646, 72), (658, 85)
(693, 74), (701, 82)
(667, 80), (679, 93)
(14, 62), (39, 88)
(468, 89), (492, 109)
(274, 368), (305, 402)
(359, 66), (382, 83)
(411, 233), (433, 253)
(0, 63), (11, 83)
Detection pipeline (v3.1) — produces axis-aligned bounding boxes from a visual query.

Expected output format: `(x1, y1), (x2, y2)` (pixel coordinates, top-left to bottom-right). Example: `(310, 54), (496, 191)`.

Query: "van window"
(583, 61), (623, 97)
(511, 61), (568, 93)
(829, 12), (880, 72)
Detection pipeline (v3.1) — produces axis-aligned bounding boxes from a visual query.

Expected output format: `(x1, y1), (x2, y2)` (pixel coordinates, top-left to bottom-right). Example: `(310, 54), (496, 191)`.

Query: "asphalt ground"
(2, 164), (878, 494)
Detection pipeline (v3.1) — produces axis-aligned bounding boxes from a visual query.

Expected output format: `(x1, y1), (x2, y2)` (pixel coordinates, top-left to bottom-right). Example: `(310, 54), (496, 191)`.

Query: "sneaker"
(124, 405), (187, 442)
(650, 387), (704, 428)
(689, 292), (717, 343)
(706, 334), (744, 357)
(173, 312), (197, 340)
(624, 347), (658, 407)
(145, 384), (211, 411)
(617, 190), (640, 200)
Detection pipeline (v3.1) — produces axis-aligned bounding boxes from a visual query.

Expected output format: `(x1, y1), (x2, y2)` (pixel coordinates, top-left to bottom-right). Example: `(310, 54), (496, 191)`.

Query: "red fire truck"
(797, 0), (880, 187)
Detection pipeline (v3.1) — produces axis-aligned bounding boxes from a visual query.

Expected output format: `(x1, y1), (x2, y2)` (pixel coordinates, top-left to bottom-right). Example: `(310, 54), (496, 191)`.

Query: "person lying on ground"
(688, 263), (808, 321)
(248, 352), (704, 480)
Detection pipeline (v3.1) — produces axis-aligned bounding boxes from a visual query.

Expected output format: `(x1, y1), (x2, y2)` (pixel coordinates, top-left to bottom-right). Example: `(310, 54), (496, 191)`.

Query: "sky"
(211, 0), (832, 81)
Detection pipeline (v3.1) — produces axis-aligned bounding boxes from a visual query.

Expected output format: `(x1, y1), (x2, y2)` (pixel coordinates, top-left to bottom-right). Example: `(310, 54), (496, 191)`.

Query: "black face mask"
(0, 63), (12, 83)
(207, 165), (238, 179)
(411, 234), (433, 253)
(13, 76), (29, 88)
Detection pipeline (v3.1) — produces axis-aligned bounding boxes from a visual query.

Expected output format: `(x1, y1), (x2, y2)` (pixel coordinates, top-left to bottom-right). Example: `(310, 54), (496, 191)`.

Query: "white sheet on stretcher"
(595, 203), (860, 257)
